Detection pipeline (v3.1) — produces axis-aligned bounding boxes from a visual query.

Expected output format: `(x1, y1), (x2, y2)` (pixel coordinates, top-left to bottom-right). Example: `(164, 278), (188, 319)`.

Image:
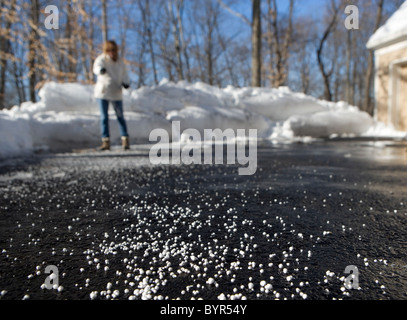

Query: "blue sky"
(230, 0), (329, 19)
(215, 0), (330, 40)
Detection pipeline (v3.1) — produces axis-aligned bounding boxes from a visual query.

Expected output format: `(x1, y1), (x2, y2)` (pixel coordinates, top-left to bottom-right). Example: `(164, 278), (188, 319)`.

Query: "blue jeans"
(98, 99), (129, 139)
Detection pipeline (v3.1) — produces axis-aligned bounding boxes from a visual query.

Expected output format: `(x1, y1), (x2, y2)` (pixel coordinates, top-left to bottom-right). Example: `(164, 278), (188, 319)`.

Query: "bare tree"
(167, 0), (185, 81)
(65, 1), (78, 81)
(217, 0), (262, 87)
(27, 0), (40, 102)
(251, 0), (262, 87)
(176, 0), (191, 82)
(190, 0), (224, 85)
(266, 0), (294, 87)
(79, 0), (96, 83)
(0, 0), (18, 108)
(138, 0), (159, 85)
(290, 14), (319, 95)
(102, 0), (108, 42)
(217, 0), (250, 24)
(215, 22), (241, 87)
(316, 0), (340, 101)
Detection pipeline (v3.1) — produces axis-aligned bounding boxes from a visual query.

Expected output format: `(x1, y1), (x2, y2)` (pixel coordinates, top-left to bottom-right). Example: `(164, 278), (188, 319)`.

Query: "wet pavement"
(1, 140), (407, 300)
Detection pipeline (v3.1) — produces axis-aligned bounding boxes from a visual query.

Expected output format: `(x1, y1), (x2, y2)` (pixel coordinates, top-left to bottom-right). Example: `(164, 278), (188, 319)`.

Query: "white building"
(367, 1), (407, 131)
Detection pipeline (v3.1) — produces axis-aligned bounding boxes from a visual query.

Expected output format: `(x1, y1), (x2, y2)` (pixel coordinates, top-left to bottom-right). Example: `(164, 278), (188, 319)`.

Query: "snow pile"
(1, 80), (405, 158)
(367, 0), (407, 49)
(0, 112), (33, 157)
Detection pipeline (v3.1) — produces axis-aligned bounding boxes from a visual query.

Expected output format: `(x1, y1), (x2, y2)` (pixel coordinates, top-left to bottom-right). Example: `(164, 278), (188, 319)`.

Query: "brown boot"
(122, 136), (130, 150)
(99, 137), (110, 151)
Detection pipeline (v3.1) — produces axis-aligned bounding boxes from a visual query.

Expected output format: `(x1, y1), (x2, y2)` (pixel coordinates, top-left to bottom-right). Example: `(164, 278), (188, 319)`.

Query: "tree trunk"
(316, 1), (338, 101)
(66, 1), (77, 81)
(268, 0), (294, 87)
(280, 0), (294, 86)
(176, 0), (191, 82)
(206, 28), (214, 85)
(102, 0), (108, 42)
(144, 0), (159, 85)
(88, 0), (95, 82)
(345, 31), (351, 103)
(168, 0), (184, 81)
(0, 0), (17, 108)
(12, 46), (26, 105)
(251, 0), (261, 87)
(28, 0), (40, 102)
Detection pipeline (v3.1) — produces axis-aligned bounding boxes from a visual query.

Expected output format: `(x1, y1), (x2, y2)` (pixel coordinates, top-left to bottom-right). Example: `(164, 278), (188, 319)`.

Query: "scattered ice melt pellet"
(90, 291), (98, 300)
(265, 284), (273, 291)
(300, 292), (308, 299)
(217, 293), (226, 300)
(112, 290), (120, 298)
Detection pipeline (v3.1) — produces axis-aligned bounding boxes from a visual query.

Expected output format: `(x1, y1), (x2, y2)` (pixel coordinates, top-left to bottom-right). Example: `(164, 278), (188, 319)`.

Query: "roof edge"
(367, 33), (407, 51)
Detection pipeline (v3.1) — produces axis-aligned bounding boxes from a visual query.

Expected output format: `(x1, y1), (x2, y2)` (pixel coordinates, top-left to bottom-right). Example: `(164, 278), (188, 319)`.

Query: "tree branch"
(216, 0), (250, 25)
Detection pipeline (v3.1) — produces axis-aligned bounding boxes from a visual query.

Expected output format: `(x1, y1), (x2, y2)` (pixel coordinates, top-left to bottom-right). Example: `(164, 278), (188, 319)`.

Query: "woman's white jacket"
(93, 54), (130, 101)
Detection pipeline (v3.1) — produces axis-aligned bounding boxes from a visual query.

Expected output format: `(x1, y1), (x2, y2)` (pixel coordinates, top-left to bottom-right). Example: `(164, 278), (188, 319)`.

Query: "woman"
(93, 40), (131, 151)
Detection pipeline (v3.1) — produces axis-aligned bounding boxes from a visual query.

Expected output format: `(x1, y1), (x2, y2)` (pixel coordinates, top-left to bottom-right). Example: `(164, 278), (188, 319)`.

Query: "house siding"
(375, 42), (407, 131)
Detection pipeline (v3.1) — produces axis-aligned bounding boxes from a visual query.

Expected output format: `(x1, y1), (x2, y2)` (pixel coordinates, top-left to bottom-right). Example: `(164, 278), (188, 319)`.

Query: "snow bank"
(0, 112), (33, 158)
(0, 80), (405, 158)
(38, 82), (97, 114)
